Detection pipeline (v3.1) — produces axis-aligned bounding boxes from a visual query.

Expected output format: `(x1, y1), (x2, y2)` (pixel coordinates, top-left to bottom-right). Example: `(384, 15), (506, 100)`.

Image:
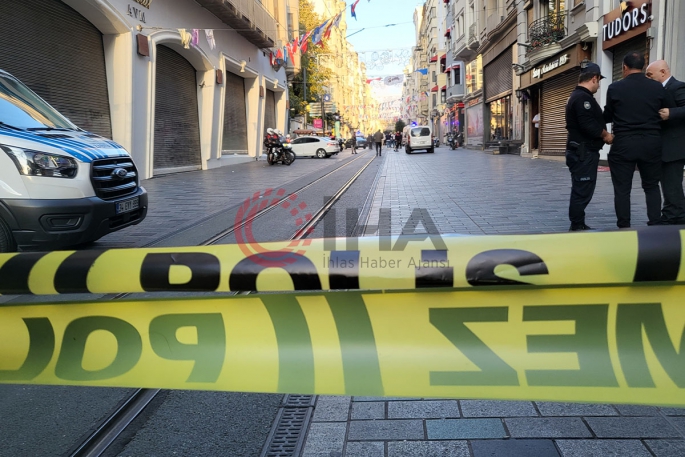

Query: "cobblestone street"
(305, 146), (684, 457)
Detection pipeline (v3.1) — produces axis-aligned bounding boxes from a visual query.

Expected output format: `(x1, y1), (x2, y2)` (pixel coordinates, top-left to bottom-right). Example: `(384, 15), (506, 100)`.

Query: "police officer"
(603, 51), (672, 228)
(565, 62), (613, 231)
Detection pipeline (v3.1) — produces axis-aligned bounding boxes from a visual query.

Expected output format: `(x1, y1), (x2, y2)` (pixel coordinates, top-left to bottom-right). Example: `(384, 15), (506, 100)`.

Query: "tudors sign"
(602, 0), (652, 51)
(533, 54), (569, 79)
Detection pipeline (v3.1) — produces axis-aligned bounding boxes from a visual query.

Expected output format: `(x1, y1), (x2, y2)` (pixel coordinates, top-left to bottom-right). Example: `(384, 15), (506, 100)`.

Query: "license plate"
(116, 197), (139, 214)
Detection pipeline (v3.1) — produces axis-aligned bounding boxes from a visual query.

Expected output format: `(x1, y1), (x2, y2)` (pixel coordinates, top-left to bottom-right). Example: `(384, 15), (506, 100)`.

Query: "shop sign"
(602, 0), (652, 50)
(533, 54), (569, 79)
(467, 98), (481, 107)
(128, 4), (147, 23)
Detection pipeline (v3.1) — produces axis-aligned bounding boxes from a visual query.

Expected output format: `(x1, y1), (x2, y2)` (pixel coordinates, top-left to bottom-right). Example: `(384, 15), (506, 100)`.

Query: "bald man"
(646, 60), (685, 224)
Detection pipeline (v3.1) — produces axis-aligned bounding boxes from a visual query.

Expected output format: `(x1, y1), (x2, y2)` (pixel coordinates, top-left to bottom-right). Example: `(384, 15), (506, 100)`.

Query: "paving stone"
(666, 417), (685, 434)
(535, 402), (617, 417)
(347, 420), (424, 441)
(313, 396), (351, 422)
(471, 439), (560, 457)
(387, 441), (470, 457)
(585, 417), (681, 438)
(345, 441), (384, 457)
(614, 405), (659, 416)
(555, 439), (652, 457)
(351, 402), (385, 420)
(353, 397), (417, 402)
(460, 400), (537, 417)
(660, 407), (685, 416)
(644, 439), (685, 457)
(302, 422), (347, 457)
(388, 400), (460, 419)
(505, 418), (592, 438)
(425, 419), (507, 439)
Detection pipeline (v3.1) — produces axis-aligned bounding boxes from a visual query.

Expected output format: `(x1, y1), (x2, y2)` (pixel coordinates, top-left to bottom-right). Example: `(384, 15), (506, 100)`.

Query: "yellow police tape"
(0, 227), (683, 295)
(1, 285), (685, 406)
(0, 227), (684, 406)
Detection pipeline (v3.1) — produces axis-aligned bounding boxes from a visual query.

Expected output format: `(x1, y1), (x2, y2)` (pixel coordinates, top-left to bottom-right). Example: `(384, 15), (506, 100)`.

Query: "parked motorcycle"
(265, 129), (295, 166)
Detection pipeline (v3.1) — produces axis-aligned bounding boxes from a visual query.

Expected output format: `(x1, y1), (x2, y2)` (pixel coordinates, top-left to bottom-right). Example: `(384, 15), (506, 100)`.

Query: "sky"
(319, 0), (424, 99)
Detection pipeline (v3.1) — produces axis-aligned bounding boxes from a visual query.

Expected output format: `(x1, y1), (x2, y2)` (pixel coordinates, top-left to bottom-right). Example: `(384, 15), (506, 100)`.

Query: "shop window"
(489, 96), (512, 141)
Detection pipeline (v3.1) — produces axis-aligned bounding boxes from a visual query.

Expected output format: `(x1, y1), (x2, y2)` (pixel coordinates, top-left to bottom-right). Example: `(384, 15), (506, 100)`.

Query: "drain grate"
(260, 395), (316, 457)
(283, 395), (316, 408)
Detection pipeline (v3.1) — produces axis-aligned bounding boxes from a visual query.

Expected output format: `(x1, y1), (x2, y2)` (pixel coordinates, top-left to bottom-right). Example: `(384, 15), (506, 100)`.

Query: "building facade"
(0, 0), (299, 179)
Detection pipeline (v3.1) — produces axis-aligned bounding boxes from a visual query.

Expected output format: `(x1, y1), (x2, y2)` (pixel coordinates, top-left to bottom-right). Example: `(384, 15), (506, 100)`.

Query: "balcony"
(528, 11), (567, 51)
(196, 0), (277, 49)
(446, 84), (464, 102)
(467, 23), (479, 50)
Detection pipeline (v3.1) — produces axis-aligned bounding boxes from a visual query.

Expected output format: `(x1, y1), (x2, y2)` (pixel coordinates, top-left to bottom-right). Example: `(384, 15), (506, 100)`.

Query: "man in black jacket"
(646, 60), (685, 224)
(603, 52), (672, 228)
(565, 62), (613, 231)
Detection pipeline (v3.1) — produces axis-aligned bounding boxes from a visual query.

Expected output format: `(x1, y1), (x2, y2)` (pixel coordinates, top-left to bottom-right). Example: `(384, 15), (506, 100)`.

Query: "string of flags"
(178, 28), (216, 50)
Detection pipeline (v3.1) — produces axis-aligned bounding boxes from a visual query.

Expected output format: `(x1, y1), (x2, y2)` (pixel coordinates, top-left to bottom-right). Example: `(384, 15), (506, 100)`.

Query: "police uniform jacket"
(565, 86), (606, 151)
(661, 77), (685, 162)
(603, 73), (670, 135)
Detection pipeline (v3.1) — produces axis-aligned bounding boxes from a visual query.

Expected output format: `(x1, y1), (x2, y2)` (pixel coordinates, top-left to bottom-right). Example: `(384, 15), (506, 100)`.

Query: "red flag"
(291, 37), (299, 54)
(286, 43), (295, 63)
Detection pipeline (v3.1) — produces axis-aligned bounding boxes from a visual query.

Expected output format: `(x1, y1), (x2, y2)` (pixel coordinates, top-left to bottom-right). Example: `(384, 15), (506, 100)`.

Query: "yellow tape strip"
(1, 286), (684, 406)
(0, 228), (683, 295)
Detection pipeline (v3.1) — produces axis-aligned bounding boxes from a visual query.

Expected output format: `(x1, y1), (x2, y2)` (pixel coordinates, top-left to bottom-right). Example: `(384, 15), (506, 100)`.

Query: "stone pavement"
(304, 146), (685, 457)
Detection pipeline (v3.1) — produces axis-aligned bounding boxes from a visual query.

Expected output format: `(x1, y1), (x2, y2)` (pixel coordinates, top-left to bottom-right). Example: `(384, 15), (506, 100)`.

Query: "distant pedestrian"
(646, 60), (685, 225)
(367, 133), (374, 151)
(564, 62), (613, 231)
(350, 135), (358, 154)
(603, 51), (673, 228)
(532, 113), (540, 150)
(394, 131), (402, 151)
(373, 130), (383, 156)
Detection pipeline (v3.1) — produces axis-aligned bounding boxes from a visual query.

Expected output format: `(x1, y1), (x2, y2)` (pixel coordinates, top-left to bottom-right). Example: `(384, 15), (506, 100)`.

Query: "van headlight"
(1, 145), (78, 178)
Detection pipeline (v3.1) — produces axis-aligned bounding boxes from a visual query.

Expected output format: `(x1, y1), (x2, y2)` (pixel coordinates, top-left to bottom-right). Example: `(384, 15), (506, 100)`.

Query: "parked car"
(402, 125), (434, 154)
(290, 136), (340, 158)
(344, 136), (367, 149)
(0, 69), (148, 252)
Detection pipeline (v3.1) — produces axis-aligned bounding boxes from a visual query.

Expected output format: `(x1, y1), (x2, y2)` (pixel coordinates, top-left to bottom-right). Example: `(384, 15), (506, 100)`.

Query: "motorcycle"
(447, 135), (457, 150)
(265, 133), (295, 166)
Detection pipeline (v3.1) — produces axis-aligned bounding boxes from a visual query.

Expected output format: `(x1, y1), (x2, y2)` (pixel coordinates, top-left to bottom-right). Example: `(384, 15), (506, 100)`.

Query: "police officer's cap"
(580, 61), (606, 79)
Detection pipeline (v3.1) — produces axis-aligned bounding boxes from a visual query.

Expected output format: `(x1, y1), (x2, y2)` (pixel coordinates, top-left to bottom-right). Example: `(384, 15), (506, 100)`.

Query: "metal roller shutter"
(264, 90), (276, 134)
(611, 34), (649, 82)
(222, 71), (248, 154)
(153, 45), (201, 172)
(540, 70), (579, 156)
(484, 48), (513, 102)
(0, 0), (111, 138)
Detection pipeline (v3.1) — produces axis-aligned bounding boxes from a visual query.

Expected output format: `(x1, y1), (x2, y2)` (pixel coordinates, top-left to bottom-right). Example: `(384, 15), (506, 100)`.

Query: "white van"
(0, 70), (147, 252)
(403, 125), (434, 154)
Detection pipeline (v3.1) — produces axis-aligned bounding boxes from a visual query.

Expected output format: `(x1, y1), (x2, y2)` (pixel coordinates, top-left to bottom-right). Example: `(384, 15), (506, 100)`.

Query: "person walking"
(603, 51), (672, 228)
(350, 135), (358, 154)
(646, 60), (685, 225)
(394, 131), (402, 151)
(367, 133), (374, 151)
(564, 62), (613, 231)
(373, 130), (384, 156)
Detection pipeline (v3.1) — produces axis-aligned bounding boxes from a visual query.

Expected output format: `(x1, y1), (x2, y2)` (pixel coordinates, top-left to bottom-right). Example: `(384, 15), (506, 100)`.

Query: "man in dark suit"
(603, 52), (671, 228)
(646, 60), (685, 224)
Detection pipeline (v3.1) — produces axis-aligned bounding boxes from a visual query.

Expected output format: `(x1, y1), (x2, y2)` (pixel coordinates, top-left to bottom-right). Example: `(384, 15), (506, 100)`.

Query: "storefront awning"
(440, 54), (447, 61)
(451, 63), (461, 69)
(431, 86), (439, 92)
(444, 28), (451, 37)
(429, 55), (438, 63)
(444, 67), (452, 73)
(441, 86), (447, 91)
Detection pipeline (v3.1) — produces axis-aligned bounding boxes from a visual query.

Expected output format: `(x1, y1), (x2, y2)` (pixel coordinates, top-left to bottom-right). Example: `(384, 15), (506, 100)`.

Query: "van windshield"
(411, 127), (430, 137)
(0, 74), (77, 130)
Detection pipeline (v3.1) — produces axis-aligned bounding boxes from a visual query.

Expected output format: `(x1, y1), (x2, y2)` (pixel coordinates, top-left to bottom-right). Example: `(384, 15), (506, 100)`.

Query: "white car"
(290, 136), (339, 158)
(403, 125), (434, 154)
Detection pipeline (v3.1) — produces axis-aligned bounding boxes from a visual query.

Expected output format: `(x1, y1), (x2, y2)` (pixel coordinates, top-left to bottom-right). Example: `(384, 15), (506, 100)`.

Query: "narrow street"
(3, 146), (683, 457)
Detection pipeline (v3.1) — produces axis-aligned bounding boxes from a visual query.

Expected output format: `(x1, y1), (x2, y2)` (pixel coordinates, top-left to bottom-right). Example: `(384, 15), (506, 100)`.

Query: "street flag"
(205, 29), (216, 50)
(311, 19), (330, 46)
(332, 11), (343, 29)
(299, 30), (313, 53)
(323, 17), (335, 41)
(291, 37), (299, 54)
(191, 29), (200, 47)
(351, 0), (360, 20)
(286, 43), (295, 63)
(415, 68), (428, 75)
(178, 29), (191, 49)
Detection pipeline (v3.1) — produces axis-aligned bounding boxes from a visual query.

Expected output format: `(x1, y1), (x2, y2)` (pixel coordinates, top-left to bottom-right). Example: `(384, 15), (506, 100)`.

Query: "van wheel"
(428, 148), (435, 153)
(0, 219), (16, 253)
(405, 147), (411, 154)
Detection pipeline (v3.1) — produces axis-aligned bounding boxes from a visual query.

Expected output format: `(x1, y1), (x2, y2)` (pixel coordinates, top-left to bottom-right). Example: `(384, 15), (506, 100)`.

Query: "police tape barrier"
(0, 227), (683, 296)
(1, 286), (685, 406)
